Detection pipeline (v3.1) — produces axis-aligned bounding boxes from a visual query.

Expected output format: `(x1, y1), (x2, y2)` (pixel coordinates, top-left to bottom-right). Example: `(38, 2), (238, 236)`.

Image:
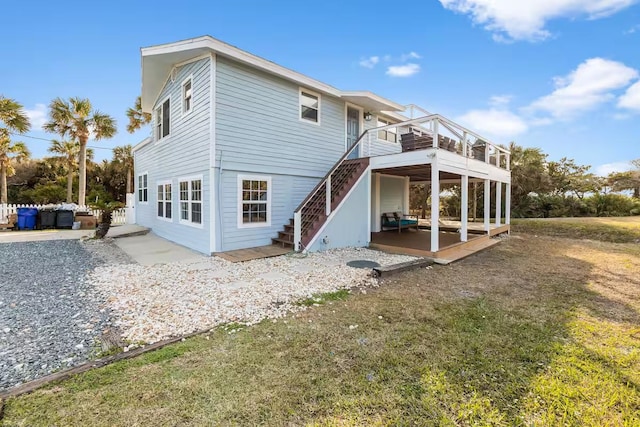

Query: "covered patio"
(370, 155), (510, 258)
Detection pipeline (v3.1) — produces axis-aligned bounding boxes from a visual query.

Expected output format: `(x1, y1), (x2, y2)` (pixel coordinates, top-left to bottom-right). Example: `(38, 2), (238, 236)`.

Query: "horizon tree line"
(0, 95), (150, 206)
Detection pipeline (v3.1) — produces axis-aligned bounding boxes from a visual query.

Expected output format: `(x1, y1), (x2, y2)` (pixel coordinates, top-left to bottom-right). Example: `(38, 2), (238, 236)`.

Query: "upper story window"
(137, 173), (148, 203)
(300, 89), (320, 124)
(182, 78), (193, 115)
(377, 117), (397, 143)
(155, 98), (170, 140)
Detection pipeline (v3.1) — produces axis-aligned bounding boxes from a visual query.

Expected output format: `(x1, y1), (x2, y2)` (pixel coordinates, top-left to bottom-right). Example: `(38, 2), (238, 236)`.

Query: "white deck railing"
(0, 203), (127, 225)
(362, 113), (511, 170)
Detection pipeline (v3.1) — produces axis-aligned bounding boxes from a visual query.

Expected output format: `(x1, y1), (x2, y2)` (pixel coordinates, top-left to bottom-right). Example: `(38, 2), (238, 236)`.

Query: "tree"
(0, 96), (31, 203)
(508, 142), (550, 216)
(48, 139), (80, 203)
(608, 159), (640, 198)
(126, 96), (151, 133)
(113, 145), (134, 193)
(0, 138), (30, 203)
(44, 97), (117, 206)
(547, 157), (590, 197)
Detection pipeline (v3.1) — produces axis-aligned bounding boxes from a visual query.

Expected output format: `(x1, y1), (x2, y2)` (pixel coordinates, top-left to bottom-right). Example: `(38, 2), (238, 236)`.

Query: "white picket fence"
(0, 203), (128, 225)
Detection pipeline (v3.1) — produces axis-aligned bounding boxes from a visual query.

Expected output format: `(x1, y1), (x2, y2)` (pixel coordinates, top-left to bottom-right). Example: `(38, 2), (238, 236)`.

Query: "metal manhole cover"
(346, 260), (381, 269)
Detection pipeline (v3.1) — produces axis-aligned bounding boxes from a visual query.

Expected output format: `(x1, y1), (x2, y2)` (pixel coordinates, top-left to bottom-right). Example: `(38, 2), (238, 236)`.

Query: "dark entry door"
(346, 107), (360, 159)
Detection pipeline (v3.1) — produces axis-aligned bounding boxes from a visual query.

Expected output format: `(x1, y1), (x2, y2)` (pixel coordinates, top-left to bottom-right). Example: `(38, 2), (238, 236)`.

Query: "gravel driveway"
(0, 240), (130, 391)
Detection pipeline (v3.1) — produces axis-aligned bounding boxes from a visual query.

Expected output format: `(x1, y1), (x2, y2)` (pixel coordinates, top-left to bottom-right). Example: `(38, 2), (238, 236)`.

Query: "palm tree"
(126, 96), (151, 133)
(48, 139), (80, 203)
(43, 97), (117, 206)
(113, 145), (134, 193)
(0, 139), (30, 203)
(0, 96), (31, 204)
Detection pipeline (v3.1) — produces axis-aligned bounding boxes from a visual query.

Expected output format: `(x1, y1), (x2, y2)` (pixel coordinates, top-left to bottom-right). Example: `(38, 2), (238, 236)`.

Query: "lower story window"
(157, 182), (172, 219)
(179, 178), (202, 225)
(238, 175), (271, 228)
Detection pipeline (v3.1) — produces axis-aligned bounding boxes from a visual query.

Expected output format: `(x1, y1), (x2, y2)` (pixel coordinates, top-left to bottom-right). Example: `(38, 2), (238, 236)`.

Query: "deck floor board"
(216, 245), (291, 263)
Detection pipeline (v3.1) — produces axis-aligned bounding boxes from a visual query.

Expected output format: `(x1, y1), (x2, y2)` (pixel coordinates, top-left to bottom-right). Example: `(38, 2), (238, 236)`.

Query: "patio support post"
(483, 179), (490, 233)
(505, 182), (511, 229)
(460, 174), (468, 242)
(431, 160), (440, 252)
(495, 181), (502, 227)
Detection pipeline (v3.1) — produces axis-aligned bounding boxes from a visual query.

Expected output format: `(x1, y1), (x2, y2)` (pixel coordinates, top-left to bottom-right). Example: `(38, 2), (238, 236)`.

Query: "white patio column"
(484, 179), (490, 233)
(495, 181), (502, 227)
(460, 174), (469, 242)
(404, 176), (410, 214)
(431, 161), (440, 252)
(505, 182), (511, 228)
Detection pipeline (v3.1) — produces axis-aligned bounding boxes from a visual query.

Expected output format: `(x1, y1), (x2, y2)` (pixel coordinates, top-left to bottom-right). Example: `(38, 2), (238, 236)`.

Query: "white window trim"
(137, 172), (149, 204)
(156, 179), (173, 222)
(154, 95), (171, 142)
(376, 116), (399, 145)
(237, 174), (272, 229)
(181, 75), (193, 116)
(178, 175), (204, 229)
(299, 88), (321, 126)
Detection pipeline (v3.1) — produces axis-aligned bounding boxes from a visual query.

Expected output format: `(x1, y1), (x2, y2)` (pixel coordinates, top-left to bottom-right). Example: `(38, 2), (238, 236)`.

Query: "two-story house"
(134, 36), (511, 257)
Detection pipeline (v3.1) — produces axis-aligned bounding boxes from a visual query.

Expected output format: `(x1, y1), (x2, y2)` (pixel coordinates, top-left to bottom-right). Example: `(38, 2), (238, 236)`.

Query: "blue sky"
(1, 0), (639, 175)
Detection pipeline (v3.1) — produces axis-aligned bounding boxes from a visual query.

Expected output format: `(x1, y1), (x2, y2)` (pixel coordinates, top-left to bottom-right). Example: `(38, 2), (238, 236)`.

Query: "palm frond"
(0, 96), (31, 134)
(126, 96), (152, 133)
(91, 111), (117, 140)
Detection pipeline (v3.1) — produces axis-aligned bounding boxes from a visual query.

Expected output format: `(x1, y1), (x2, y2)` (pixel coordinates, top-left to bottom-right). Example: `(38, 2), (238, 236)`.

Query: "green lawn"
(2, 219), (640, 426)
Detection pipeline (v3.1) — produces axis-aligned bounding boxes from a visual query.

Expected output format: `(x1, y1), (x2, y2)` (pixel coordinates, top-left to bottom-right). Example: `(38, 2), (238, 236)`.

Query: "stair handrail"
(294, 130), (370, 213)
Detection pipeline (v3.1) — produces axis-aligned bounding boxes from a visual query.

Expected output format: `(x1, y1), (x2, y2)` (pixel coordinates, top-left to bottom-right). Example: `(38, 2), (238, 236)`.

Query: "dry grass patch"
(2, 234), (640, 426)
(512, 216), (640, 243)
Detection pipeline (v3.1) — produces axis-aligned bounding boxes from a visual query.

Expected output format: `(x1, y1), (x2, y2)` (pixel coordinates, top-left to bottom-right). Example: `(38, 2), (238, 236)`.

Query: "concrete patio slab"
(106, 224), (150, 239)
(0, 229), (93, 243)
(113, 233), (205, 266)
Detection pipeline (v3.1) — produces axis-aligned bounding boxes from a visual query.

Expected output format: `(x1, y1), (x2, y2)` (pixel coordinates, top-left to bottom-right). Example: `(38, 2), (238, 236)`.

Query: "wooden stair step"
(271, 237), (294, 248)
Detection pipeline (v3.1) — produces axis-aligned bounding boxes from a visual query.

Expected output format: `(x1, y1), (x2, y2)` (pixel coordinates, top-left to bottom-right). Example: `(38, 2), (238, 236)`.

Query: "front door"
(346, 107), (360, 159)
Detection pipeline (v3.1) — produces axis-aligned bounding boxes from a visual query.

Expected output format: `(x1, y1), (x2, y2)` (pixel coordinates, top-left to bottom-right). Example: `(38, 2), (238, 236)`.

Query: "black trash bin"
(56, 210), (74, 229)
(39, 210), (57, 229)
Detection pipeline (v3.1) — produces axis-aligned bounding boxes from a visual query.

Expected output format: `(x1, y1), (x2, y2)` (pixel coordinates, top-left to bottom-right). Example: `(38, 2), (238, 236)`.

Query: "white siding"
(215, 57), (346, 177)
(379, 175), (405, 214)
(363, 114), (402, 157)
(134, 57), (212, 254)
(218, 170), (318, 251)
(307, 172), (370, 252)
(215, 56), (351, 250)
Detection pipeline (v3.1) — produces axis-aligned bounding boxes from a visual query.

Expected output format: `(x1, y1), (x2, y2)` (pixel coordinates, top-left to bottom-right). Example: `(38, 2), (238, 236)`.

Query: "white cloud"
(618, 81), (640, 111)
(526, 58), (638, 119)
(359, 56), (380, 69)
(625, 24), (640, 33)
(386, 63), (421, 77)
(439, 0), (638, 42)
(458, 108), (529, 137)
(24, 103), (48, 130)
(489, 95), (513, 107)
(400, 51), (422, 61)
(594, 161), (633, 176)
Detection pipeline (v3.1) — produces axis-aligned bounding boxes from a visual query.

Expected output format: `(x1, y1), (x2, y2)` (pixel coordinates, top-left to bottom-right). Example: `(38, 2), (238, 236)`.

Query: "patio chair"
(381, 212), (419, 233)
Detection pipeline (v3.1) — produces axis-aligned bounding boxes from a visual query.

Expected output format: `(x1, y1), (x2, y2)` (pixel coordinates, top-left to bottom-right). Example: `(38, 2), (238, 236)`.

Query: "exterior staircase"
(272, 157), (369, 250)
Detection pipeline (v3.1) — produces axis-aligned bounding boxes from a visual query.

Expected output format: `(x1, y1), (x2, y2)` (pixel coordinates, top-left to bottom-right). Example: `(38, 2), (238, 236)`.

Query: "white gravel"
(89, 248), (417, 344)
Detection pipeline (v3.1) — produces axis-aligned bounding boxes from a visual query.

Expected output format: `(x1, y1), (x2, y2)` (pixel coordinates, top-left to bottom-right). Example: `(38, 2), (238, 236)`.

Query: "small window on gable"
(377, 118), (397, 143)
(155, 98), (170, 140)
(182, 78), (192, 114)
(300, 89), (320, 124)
